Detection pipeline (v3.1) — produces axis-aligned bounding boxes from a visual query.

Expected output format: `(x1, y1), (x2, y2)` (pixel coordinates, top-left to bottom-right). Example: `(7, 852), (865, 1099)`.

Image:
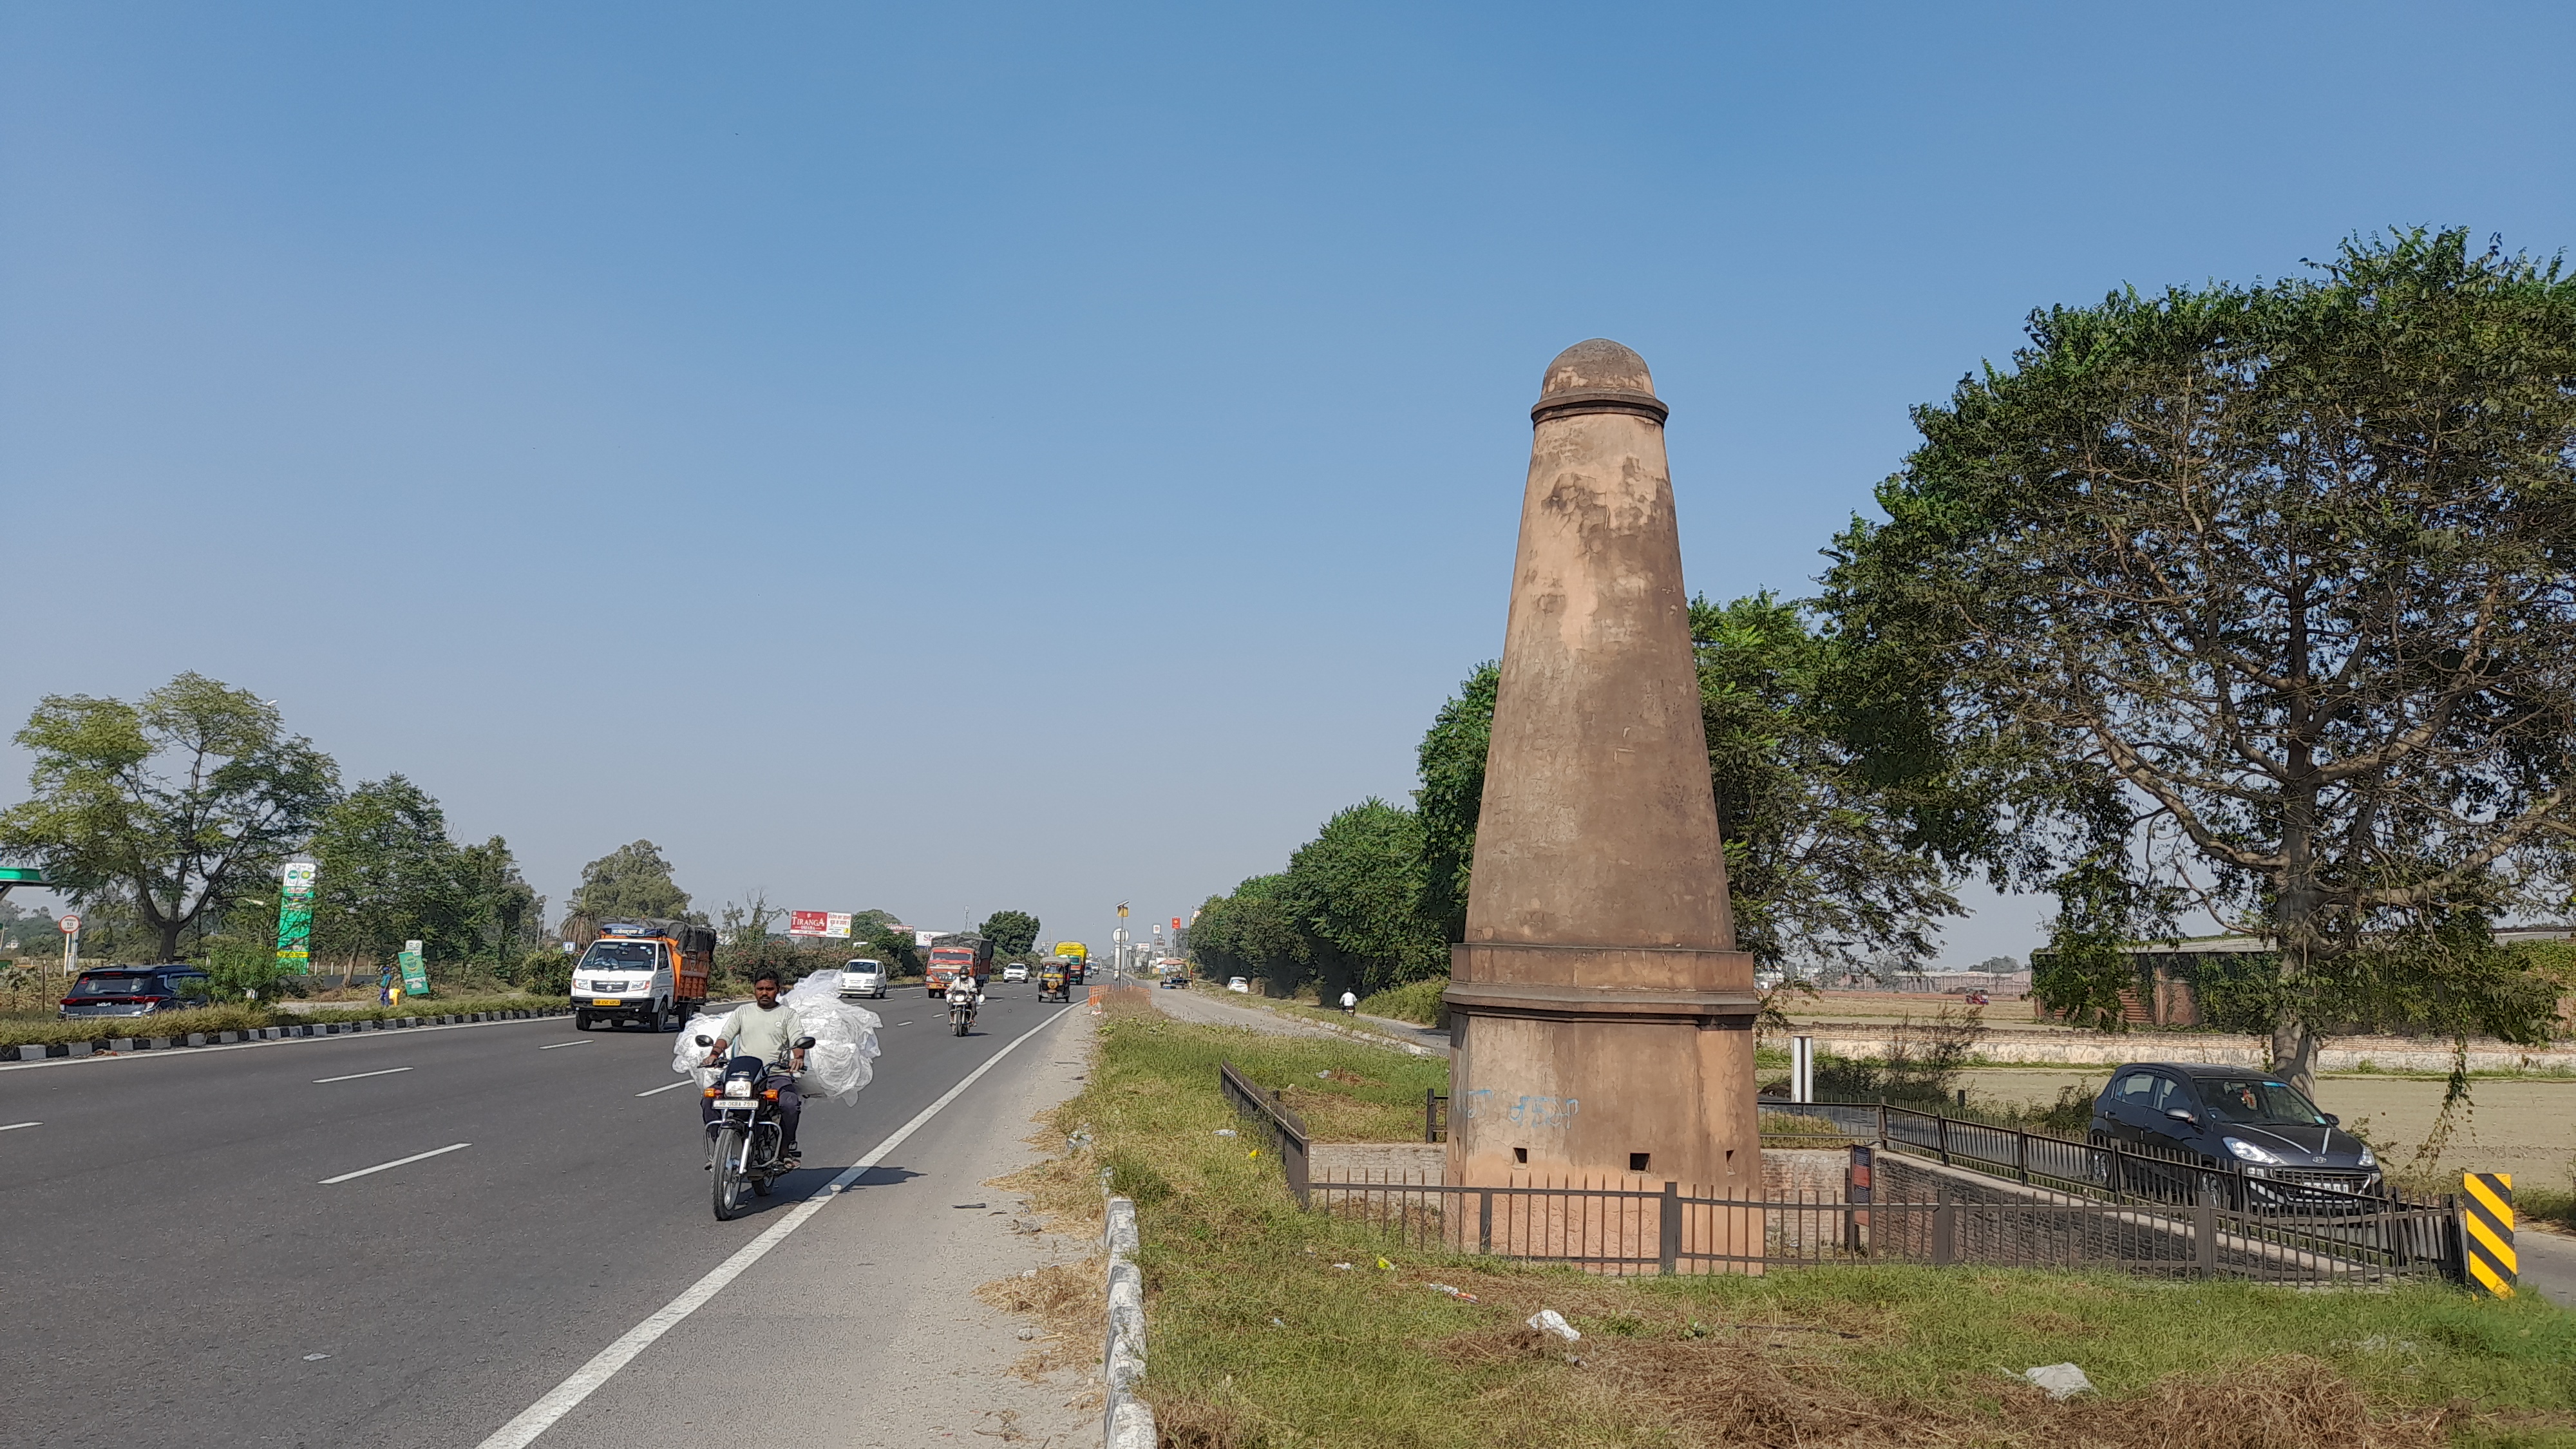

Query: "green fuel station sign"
(276, 860), (315, 974)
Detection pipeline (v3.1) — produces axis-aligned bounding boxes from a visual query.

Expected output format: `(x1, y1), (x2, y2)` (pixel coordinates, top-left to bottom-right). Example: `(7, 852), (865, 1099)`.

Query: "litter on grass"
(1527, 1309), (1580, 1342)
(1214, 1128), (1237, 1137)
(1426, 1283), (1481, 1303)
(2023, 1363), (2093, 1401)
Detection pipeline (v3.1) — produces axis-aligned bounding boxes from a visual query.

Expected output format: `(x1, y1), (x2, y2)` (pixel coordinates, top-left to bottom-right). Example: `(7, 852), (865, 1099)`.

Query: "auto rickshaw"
(1037, 963), (1070, 1002)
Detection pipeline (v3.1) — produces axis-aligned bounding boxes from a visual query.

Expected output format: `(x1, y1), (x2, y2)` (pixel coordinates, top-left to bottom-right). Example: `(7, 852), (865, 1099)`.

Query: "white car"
(1002, 963), (1028, 983)
(839, 960), (889, 999)
(1227, 976), (1251, 993)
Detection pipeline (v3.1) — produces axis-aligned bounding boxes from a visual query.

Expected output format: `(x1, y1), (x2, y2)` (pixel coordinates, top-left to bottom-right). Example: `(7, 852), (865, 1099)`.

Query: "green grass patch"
(2523, 1186), (2575, 1235)
(1021, 998), (2576, 1448)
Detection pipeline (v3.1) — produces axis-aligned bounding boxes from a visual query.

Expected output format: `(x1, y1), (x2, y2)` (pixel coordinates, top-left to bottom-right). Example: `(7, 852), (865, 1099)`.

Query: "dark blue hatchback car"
(2088, 1062), (2382, 1209)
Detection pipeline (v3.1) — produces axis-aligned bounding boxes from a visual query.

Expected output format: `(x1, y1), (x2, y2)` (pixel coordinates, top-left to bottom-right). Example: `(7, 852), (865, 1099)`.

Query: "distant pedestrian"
(1340, 989), (1358, 1016)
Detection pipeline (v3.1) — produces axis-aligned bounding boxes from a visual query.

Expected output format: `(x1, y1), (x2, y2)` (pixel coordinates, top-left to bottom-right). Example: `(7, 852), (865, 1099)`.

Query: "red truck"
(925, 932), (994, 997)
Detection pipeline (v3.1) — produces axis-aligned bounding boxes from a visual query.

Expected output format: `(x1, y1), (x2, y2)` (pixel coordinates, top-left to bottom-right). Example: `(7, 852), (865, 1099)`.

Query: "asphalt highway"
(0, 988), (1083, 1448)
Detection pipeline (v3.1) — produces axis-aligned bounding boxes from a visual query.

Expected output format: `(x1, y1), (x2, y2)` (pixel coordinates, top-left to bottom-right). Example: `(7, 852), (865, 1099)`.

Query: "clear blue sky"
(5, 3), (2572, 961)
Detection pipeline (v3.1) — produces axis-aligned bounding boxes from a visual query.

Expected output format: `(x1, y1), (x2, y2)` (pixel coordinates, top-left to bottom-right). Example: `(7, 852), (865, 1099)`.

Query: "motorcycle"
(947, 993), (977, 1036)
(696, 1031), (815, 1221)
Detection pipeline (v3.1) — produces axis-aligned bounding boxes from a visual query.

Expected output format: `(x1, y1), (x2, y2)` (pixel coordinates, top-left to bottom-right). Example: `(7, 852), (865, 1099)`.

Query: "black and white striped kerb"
(7, 1007), (575, 1062)
(2461, 1172), (2515, 1297)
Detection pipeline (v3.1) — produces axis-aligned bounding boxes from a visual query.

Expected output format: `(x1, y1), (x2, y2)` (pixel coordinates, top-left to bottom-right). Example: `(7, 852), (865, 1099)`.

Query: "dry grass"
(973, 1255), (1106, 1381)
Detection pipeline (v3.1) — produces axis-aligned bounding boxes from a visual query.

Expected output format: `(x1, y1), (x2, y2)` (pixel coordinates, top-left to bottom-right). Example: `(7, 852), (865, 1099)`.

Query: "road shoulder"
(527, 1007), (1104, 1449)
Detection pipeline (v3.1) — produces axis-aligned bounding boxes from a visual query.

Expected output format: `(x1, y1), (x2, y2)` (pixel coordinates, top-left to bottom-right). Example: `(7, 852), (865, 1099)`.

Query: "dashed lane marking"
(635, 1080), (696, 1097)
(539, 1040), (594, 1050)
(314, 1066), (414, 1084)
(318, 1142), (471, 1185)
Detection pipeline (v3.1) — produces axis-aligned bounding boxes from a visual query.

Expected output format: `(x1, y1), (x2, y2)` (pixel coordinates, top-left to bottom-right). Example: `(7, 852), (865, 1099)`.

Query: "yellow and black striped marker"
(2462, 1172), (2515, 1297)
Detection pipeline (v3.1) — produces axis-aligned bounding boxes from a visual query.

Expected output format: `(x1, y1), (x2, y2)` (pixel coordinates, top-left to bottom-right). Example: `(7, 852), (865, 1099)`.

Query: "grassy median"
(1011, 995), (2576, 1449)
(0, 993), (569, 1046)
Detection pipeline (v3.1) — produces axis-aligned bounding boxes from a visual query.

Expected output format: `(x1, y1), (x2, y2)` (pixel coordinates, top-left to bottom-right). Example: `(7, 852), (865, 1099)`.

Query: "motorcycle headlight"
(2222, 1136), (2284, 1165)
(724, 1079), (753, 1099)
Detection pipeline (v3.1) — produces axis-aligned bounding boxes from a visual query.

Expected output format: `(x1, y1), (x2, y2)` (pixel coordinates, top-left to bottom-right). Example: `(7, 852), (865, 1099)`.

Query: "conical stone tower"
(1443, 339), (1759, 1204)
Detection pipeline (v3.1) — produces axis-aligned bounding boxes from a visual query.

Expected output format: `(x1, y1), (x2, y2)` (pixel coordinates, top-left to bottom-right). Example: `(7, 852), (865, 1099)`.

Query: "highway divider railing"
(6, 1006), (575, 1059)
(1218, 1058), (1313, 1204)
(1296, 1173), (2465, 1285)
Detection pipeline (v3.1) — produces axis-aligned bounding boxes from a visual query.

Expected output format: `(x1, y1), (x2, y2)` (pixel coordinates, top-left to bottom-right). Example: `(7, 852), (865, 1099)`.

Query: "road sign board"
(58, 914), (79, 934)
(0, 867), (46, 884)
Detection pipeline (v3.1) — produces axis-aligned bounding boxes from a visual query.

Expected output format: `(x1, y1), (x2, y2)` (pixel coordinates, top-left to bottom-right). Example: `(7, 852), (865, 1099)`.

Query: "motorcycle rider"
(703, 969), (808, 1164)
(945, 969), (980, 1026)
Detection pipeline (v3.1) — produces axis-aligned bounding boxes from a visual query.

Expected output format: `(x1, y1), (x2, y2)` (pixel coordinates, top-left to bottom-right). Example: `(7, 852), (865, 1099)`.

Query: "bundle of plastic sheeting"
(670, 1010), (733, 1089)
(783, 970), (883, 1104)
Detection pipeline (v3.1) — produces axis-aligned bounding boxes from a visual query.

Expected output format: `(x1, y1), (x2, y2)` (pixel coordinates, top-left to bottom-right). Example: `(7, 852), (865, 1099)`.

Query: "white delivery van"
(840, 959), (889, 999)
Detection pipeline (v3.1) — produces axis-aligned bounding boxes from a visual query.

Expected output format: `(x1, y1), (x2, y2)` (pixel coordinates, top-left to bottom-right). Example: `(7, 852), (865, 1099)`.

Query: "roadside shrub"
(510, 949), (573, 996)
(1358, 977), (1448, 1026)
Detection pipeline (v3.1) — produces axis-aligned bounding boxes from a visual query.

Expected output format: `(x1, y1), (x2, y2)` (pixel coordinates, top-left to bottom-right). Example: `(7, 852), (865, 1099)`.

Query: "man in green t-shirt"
(701, 969), (810, 1162)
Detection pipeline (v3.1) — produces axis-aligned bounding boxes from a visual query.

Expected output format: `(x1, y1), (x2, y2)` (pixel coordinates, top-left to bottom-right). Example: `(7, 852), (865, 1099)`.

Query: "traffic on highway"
(0, 969), (1086, 1448)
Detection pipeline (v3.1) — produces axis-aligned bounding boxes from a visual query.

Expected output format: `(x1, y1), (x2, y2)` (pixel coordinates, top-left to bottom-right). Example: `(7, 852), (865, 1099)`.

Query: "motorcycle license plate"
(591, 998), (621, 1007)
(714, 1098), (761, 1110)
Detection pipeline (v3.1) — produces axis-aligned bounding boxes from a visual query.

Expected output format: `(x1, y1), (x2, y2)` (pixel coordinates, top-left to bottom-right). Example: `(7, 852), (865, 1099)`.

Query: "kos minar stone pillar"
(1443, 339), (1759, 1213)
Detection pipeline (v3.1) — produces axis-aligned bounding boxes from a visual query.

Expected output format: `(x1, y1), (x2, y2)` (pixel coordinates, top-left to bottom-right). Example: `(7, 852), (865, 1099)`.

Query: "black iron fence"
(1236, 1067), (2467, 1286)
(1302, 1172), (2461, 1283)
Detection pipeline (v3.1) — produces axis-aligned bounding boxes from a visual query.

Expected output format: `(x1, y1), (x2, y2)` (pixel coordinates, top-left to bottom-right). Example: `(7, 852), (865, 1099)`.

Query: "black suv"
(59, 965), (214, 1020)
(2088, 1062), (2382, 1209)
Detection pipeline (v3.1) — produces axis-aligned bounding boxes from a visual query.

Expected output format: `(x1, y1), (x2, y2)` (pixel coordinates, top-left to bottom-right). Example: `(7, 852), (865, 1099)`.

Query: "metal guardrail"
(1755, 1097), (2413, 1219)
(1218, 1059), (1312, 1205)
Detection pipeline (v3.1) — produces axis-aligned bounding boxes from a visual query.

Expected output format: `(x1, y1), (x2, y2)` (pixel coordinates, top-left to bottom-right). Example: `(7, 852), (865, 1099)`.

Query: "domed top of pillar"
(1532, 338), (1667, 424)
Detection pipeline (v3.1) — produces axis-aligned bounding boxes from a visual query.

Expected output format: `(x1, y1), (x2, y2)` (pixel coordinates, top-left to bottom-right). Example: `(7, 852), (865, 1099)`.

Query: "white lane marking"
(635, 1080), (696, 1097)
(314, 1066), (414, 1084)
(318, 1142), (471, 1185)
(539, 1040), (593, 1050)
(473, 1009), (1073, 1449)
(0, 1121), (38, 1132)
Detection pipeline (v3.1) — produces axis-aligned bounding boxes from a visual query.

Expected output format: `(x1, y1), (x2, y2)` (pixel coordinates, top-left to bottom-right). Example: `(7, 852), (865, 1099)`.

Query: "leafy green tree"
(1283, 799), (1446, 996)
(1414, 663), (1497, 945)
(862, 920), (923, 978)
(1187, 875), (1309, 992)
(307, 776), (478, 969)
(979, 909), (1041, 959)
(455, 837), (543, 961)
(1691, 592), (1962, 972)
(0, 673), (337, 961)
(567, 840), (694, 929)
(1823, 227), (2576, 1090)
